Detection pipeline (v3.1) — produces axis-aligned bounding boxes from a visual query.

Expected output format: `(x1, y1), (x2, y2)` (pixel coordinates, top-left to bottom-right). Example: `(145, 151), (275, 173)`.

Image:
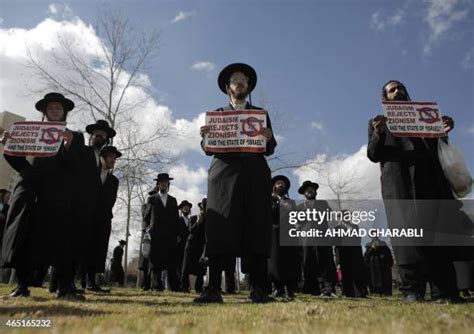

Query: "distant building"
(0, 111), (26, 191)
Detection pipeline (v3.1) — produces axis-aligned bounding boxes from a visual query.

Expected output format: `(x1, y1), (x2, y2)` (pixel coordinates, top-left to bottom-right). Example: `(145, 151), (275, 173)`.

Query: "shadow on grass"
(0, 304), (109, 317)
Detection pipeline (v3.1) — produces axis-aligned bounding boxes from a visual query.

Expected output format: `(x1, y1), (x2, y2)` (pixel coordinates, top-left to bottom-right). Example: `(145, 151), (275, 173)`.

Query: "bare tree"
(25, 11), (171, 284)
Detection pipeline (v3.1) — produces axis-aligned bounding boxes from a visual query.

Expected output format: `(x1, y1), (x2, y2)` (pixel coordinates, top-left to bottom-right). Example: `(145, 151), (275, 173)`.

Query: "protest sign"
(382, 101), (445, 138)
(3, 121), (66, 157)
(204, 110), (267, 153)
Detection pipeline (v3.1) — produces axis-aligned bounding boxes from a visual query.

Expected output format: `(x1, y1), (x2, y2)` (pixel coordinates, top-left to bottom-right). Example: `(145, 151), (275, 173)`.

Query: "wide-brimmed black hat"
(86, 119), (116, 138)
(272, 175), (291, 190)
(35, 92), (75, 112)
(198, 198), (207, 210)
(218, 63), (257, 95)
(119, 240), (127, 245)
(100, 146), (122, 158)
(154, 173), (174, 182)
(298, 180), (319, 194)
(178, 200), (193, 210)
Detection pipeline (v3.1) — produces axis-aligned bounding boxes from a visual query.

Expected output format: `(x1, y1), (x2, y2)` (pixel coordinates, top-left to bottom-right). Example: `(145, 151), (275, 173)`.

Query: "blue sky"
(1, 0), (473, 202)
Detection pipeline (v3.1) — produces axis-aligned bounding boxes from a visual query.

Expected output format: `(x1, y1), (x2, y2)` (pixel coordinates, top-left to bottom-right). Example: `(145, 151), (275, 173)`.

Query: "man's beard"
(92, 138), (105, 149)
(305, 193), (316, 200)
(393, 93), (408, 101)
(230, 87), (248, 101)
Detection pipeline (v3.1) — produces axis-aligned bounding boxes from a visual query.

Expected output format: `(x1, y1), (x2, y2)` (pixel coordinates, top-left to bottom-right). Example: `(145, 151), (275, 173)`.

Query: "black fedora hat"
(35, 92), (75, 112)
(100, 145), (122, 158)
(298, 180), (319, 195)
(272, 175), (291, 190)
(154, 173), (174, 182)
(119, 240), (127, 245)
(86, 119), (117, 138)
(198, 198), (207, 210)
(178, 200), (193, 210)
(218, 63), (257, 95)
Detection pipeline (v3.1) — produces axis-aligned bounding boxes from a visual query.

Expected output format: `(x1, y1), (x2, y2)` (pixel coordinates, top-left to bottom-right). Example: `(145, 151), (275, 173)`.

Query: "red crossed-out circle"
(417, 107), (440, 124)
(40, 127), (62, 144)
(240, 117), (264, 137)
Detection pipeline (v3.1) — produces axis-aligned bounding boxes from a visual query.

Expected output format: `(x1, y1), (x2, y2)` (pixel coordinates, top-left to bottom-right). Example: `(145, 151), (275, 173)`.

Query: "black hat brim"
(35, 95), (75, 112)
(218, 63), (257, 95)
(178, 201), (193, 209)
(272, 175), (291, 190)
(85, 124), (117, 138)
(298, 182), (319, 194)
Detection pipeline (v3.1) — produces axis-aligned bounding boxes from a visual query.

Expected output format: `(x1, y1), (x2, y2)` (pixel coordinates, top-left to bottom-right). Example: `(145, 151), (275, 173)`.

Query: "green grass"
(0, 284), (473, 333)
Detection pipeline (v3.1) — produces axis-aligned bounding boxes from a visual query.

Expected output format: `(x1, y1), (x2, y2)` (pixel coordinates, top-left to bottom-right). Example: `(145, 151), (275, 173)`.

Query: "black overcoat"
(367, 120), (473, 264)
(182, 215), (207, 276)
(1, 131), (84, 267)
(204, 103), (277, 257)
(364, 241), (393, 293)
(85, 173), (119, 272)
(143, 193), (180, 269)
(268, 195), (302, 282)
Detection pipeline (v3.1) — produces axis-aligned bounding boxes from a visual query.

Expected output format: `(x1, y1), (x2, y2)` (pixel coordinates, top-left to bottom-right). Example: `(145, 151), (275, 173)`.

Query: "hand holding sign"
(372, 115), (386, 134)
(442, 116), (454, 133)
(0, 128), (11, 145)
(60, 130), (74, 149)
(261, 127), (273, 140)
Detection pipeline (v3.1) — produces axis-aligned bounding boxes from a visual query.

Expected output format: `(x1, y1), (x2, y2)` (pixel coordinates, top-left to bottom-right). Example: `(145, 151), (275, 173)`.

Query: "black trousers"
(16, 264), (74, 294)
(338, 247), (368, 297)
(398, 246), (458, 299)
(151, 268), (179, 291)
(302, 245), (337, 294)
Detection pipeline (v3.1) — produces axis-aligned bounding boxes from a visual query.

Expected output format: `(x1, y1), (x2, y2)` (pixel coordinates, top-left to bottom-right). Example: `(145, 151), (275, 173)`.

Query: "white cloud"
(461, 47), (474, 70)
(468, 124), (474, 134)
(48, 4), (58, 14)
(190, 61), (215, 72)
(171, 11), (194, 23)
(293, 145), (382, 200)
(423, 0), (470, 54)
(0, 17), (4, 25)
(310, 121), (324, 131)
(369, 8), (406, 31)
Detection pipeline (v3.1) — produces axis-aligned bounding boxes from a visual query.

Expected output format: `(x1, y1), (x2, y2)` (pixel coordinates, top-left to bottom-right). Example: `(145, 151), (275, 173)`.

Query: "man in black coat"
(268, 175), (301, 300)
(182, 199), (206, 293)
(79, 120), (117, 292)
(196, 63), (277, 303)
(177, 200), (192, 290)
(82, 145), (120, 292)
(364, 237), (393, 296)
(298, 181), (338, 297)
(334, 215), (368, 298)
(110, 240), (126, 286)
(143, 173), (181, 292)
(1, 92), (85, 301)
(367, 80), (469, 303)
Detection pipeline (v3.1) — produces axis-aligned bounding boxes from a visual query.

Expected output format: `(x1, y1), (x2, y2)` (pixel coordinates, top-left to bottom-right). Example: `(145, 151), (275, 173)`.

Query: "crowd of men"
(0, 62), (473, 303)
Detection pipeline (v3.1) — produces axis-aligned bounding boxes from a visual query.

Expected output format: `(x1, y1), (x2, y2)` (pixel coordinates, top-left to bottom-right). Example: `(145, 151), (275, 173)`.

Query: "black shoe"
(7, 286), (30, 298)
(193, 287), (223, 304)
(432, 295), (467, 304)
(86, 285), (111, 293)
(249, 287), (275, 303)
(460, 289), (471, 298)
(272, 289), (286, 298)
(404, 294), (424, 303)
(226, 289), (236, 295)
(57, 291), (86, 302)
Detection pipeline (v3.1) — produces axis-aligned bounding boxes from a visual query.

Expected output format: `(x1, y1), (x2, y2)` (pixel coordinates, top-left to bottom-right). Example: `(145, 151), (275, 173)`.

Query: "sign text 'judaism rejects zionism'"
(382, 101), (445, 138)
(3, 121), (66, 157)
(204, 110), (267, 153)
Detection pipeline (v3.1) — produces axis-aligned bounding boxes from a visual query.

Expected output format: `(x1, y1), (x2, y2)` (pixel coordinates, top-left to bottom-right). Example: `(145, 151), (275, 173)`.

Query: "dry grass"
(0, 284), (473, 334)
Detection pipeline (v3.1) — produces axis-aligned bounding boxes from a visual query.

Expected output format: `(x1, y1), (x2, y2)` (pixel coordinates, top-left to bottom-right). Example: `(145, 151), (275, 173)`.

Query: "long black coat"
(367, 121), (473, 264)
(143, 193), (180, 269)
(1, 131), (84, 268)
(85, 173), (119, 273)
(364, 241), (393, 294)
(182, 215), (206, 276)
(77, 146), (101, 266)
(176, 216), (190, 270)
(204, 103), (277, 257)
(268, 195), (302, 282)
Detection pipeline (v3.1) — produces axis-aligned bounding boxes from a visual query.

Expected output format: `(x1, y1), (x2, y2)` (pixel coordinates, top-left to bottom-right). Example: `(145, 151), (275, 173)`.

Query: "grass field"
(0, 284), (473, 334)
